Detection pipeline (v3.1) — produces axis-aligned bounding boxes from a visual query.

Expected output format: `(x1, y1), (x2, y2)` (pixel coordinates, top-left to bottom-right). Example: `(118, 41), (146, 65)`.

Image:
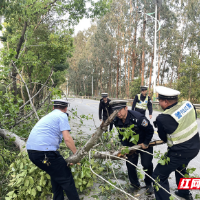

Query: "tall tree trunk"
(124, 45), (127, 98)
(12, 21), (28, 98)
(161, 55), (167, 85)
(131, 13), (138, 82)
(189, 60), (192, 101)
(127, 49), (130, 98)
(116, 26), (120, 98)
(170, 66), (174, 87)
(119, 52), (122, 97)
(116, 54), (119, 98)
(110, 61), (113, 97)
(100, 67), (103, 92)
(157, 10), (161, 86)
(141, 14), (146, 86)
(149, 52), (153, 95)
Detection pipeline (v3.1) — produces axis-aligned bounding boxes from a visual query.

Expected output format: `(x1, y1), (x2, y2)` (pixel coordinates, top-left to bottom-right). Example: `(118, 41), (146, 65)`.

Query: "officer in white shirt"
(26, 99), (79, 200)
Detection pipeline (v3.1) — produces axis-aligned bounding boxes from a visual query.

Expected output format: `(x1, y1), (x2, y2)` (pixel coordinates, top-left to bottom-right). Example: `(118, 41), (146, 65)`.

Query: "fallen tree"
(0, 129), (27, 153)
(0, 111), (164, 163)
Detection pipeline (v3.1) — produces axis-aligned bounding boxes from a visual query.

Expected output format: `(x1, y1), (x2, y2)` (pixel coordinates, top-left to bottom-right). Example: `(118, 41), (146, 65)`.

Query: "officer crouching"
(110, 100), (154, 195)
(26, 99), (80, 200)
(152, 86), (200, 200)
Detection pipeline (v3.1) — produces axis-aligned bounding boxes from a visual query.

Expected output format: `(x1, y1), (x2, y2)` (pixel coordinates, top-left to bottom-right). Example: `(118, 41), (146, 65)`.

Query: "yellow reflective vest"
(135, 94), (148, 110)
(163, 101), (198, 147)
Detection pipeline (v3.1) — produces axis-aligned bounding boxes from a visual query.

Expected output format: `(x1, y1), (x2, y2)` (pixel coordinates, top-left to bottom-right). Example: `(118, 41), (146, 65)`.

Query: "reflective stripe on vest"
(162, 101), (198, 147)
(135, 94), (148, 110)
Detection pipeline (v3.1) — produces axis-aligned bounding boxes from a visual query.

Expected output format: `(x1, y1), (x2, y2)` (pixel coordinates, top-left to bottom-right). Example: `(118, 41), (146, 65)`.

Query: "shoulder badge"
(141, 119), (148, 127)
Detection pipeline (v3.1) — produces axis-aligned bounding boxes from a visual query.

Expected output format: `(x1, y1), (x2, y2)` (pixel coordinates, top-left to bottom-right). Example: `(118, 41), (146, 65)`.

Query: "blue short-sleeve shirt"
(26, 109), (71, 151)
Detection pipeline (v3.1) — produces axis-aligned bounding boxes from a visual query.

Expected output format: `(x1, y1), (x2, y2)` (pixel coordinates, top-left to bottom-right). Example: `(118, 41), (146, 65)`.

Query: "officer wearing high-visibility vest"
(26, 99), (80, 200)
(132, 86), (153, 119)
(110, 100), (154, 195)
(152, 86), (200, 200)
(99, 93), (113, 131)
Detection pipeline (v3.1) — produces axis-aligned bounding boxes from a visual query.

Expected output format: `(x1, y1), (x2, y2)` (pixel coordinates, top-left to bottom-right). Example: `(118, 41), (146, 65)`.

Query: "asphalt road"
(68, 98), (200, 200)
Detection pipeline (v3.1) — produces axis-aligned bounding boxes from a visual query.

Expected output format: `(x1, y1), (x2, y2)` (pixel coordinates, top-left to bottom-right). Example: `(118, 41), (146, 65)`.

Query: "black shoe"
(146, 184), (154, 195)
(175, 190), (193, 200)
(127, 184), (141, 194)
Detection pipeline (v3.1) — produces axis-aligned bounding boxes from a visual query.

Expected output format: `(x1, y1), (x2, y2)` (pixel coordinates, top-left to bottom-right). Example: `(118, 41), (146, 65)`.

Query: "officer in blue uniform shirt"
(152, 86), (200, 200)
(132, 86), (153, 119)
(26, 99), (80, 200)
(110, 100), (154, 194)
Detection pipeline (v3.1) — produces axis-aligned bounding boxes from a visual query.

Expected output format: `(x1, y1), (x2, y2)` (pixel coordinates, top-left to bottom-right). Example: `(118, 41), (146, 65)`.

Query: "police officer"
(132, 86), (153, 119)
(99, 93), (113, 131)
(152, 86), (200, 200)
(26, 99), (80, 200)
(110, 100), (154, 194)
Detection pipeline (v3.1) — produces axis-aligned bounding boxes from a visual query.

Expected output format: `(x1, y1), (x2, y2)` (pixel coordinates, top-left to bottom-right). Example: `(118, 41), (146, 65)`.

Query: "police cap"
(156, 86), (180, 100)
(109, 100), (128, 110)
(101, 93), (108, 97)
(141, 86), (148, 91)
(51, 99), (70, 107)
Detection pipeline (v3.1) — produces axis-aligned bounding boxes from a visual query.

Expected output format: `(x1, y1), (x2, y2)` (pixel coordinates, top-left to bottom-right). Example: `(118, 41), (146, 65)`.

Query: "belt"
(27, 150), (57, 152)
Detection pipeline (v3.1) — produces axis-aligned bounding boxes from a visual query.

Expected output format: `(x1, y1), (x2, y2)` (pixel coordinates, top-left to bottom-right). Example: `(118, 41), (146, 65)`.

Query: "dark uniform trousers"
(28, 150), (80, 200)
(152, 150), (199, 200)
(126, 146), (153, 187)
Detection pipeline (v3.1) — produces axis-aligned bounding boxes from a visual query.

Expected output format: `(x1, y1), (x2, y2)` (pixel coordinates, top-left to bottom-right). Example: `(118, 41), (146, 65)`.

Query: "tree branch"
(19, 68), (54, 110)
(93, 140), (165, 160)
(12, 61), (40, 121)
(65, 109), (120, 164)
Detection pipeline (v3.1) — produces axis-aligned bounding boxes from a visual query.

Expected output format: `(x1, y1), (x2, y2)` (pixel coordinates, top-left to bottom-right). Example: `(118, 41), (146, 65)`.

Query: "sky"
(74, 17), (92, 36)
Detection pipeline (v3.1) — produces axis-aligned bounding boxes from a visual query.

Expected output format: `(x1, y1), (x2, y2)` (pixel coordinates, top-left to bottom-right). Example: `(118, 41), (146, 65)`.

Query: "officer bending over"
(132, 86), (153, 119)
(110, 100), (154, 194)
(99, 93), (113, 131)
(152, 86), (200, 200)
(26, 99), (80, 200)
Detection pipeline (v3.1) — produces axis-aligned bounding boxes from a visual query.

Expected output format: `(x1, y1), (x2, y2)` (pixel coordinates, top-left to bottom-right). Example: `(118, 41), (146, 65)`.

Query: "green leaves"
(5, 153), (52, 199)
(154, 150), (170, 166)
(117, 124), (139, 144)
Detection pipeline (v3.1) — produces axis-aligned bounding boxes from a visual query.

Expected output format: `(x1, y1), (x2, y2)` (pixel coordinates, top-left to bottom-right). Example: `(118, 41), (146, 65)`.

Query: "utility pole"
(138, 0), (162, 99)
(153, 3), (157, 94)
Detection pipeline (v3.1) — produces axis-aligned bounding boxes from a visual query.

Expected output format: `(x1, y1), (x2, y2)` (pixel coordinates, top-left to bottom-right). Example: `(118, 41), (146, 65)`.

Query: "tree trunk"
(127, 49), (130, 98)
(0, 129), (27, 153)
(1, 126), (164, 163)
(189, 60), (192, 101)
(110, 61), (113, 97)
(11, 21), (28, 98)
(157, 10), (161, 86)
(116, 26), (120, 98)
(141, 15), (146, 86)
(124, 45), (127, 98)
(149, 52), (153, 94)
(131, 17), (138, 82)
